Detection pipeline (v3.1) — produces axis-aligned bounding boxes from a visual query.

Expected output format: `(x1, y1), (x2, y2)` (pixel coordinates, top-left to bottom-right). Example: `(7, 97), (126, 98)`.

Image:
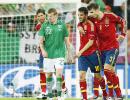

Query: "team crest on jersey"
(57, 25), (62, 31)
(45, 27), (52, 35)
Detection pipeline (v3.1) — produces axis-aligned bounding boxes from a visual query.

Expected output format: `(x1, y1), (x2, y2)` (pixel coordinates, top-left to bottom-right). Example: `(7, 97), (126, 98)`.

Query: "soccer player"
(76, 7), (107, 100)
(35, 8), (69, 99)
(35, 8), (47, 99)
(39, 8), (72, 100)
(87, 3), (126, 100)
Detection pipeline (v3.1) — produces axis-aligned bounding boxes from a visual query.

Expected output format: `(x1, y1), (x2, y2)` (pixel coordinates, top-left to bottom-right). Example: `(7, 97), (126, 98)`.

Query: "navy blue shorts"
(78, 51), (102, 73)
(101, 49), (119, 67)
(39, 53), (44, 69)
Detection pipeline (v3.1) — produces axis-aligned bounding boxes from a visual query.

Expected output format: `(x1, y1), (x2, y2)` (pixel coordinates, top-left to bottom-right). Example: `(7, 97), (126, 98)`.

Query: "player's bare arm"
(39, 36), (48, 57)
(78, 26), (85, 35)
(64, 37), (73, 64)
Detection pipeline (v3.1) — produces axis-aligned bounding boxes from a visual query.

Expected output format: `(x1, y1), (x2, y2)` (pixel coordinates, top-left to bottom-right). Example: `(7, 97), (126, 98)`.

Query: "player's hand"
(74, 52), (81, 59)
(42, 50), (48, 58)
(117, 34), (125, 42)
(66, 51), (74, 64)
(78, 26), (85, 35)
(38, 46), (41, 53)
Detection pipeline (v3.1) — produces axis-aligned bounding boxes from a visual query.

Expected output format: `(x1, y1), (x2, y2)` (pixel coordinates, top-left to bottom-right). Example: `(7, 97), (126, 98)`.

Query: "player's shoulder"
(44, 21), (49, 25)
(57, 20), (67, 28)
(41, 21), (49, 27)
(87, 20), (94, 25)
(78, 22), (82, 26)
(57, 20), (64, 24)
(88, 17), (97, 23)
(87, 20), (95, 32)
(104, 12), (118, 18)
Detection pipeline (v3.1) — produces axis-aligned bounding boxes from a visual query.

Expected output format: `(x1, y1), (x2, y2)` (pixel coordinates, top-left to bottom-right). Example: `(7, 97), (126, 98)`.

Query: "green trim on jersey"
(39, 20), (69, 58)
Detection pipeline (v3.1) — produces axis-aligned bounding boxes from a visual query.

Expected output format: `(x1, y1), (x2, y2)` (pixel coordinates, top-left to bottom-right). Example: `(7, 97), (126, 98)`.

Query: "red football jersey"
(91, 13), (125, 51)
(78, 20), (98, 56)
(35, 23), (41, 31)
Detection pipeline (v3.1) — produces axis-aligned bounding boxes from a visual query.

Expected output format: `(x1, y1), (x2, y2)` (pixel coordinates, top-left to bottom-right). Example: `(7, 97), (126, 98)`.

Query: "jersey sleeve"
(39, 23), (45, 37)
(109, 13), (126, 37)
(63, 23), (69, 37)
(88, 21), (96, 40)
(78, 22), (82, 27)
(35, 23), (41, 31)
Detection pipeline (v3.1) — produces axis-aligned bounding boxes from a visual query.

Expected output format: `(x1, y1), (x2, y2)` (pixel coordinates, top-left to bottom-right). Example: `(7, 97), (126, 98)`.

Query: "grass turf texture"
(0, 98), (130, 100)
(0, 98), (81, 100)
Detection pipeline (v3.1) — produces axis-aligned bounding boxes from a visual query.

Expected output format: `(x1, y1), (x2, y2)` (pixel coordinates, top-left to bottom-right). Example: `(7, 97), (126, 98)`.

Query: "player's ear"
(34, 15), (37, 21)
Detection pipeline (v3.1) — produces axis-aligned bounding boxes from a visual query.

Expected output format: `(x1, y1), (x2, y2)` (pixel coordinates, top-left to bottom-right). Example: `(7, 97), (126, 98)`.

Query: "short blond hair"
(48, 8), (58, 15)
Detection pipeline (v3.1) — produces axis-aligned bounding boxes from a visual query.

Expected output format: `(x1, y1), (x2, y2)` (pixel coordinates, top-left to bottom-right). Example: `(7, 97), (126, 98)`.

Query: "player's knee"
(94, 73), (101, 79)
(56, 72), (62, 77)
(104, 68), (115, 78)
(56, 73), (62, 78)
(104, 64), (114, 72)
(46, 73), (53, 78)
(56, 68), (63, 77)
(40, 69), (44, 73)
(79, 71), (86, 81)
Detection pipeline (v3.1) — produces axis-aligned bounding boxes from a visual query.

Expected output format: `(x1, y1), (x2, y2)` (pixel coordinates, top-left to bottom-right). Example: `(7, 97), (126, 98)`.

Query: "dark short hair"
(36, 8), (45, 15)
(78, 7), (88, 15)
(87, 3), (99, 10)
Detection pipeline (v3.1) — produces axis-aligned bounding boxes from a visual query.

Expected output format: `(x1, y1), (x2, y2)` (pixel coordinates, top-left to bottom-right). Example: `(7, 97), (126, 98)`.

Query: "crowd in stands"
(0, 4), (41, 15)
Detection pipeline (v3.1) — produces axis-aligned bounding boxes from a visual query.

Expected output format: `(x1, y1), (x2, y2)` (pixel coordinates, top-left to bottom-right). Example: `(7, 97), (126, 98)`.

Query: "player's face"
(88, 9), (98, 18)
(37, 13), (45, 23)
(78, 12), (87, 22)
(48, 12), (58, 24)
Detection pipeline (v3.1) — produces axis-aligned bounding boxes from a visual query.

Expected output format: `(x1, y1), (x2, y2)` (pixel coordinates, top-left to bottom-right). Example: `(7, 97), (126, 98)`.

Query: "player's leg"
(78, 56), (88, 100)
(62, 75), (65, 90)
(101, 51), (114, 98)
(93, 74), (100, 98)
(44, 58), (55, 99)
(107, 80), (114, 98)
(39, 53), (46, 93)
(37, 53), (47, 99)
(103, 49), (123, 99)
(46, 73), (53, 99)
(61, 74), (69, 98)
(55, 58), (65, 100)
(94, 73), (107, 100)
(87, 51), (107, 100)
(93, 51), (102, 98)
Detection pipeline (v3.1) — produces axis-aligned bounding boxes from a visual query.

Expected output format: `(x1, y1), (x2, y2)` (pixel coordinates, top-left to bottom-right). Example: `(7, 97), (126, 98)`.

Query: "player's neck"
(51, 19), (58, 24)
(97, 11), (104, 19)
(83, 19), (88, 24)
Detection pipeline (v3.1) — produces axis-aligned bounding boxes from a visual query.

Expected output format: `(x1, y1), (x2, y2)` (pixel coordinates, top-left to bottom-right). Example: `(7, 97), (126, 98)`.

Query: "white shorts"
(43, 58), (64, 72)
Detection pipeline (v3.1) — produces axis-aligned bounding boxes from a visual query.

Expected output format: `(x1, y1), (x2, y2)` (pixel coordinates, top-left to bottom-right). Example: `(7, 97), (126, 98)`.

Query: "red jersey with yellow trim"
(91, 13), (125, 51)
(78, 20), (98, 56)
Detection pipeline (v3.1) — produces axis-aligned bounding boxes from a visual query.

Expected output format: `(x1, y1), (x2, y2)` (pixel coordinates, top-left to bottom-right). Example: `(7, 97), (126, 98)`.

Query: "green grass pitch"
(0, 98), (81, 100)
(0, 98), (130, 100)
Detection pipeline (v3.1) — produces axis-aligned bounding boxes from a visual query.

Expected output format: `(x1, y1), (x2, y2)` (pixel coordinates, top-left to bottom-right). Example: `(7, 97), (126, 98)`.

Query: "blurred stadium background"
(0, 0), (130, 100)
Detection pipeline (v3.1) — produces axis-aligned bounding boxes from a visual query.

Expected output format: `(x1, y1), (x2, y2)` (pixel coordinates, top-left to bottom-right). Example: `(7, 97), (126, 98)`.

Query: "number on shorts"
(95, 66), (100, 71)
(59, 59), (64, 65)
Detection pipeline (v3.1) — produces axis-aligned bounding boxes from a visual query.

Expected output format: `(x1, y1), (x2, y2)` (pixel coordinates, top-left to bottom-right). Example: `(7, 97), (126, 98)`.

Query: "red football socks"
(80, 80), (87, 100)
